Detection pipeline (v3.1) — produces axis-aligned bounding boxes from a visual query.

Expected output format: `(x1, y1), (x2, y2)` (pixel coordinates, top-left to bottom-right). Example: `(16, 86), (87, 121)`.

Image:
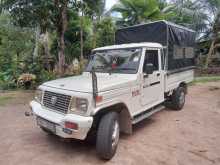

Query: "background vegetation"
(0, 0), (219, 90)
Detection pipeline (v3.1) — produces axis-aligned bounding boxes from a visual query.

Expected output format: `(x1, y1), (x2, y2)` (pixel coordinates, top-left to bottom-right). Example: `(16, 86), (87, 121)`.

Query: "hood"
(42, 72), (138, 93)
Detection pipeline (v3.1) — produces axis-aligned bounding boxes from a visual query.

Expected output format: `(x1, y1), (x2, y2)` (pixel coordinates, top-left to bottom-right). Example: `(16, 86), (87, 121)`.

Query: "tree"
(83, 0), (106, 48)
(84, 0), (106, 18)
(111, 0), (165, 27)
(202, 0), (220, 68)
(0, 13), (34, 78)
(0, 0), (54, 70)
(1, 0), (72, 75)
(96, 17), (115, 47)
(51, 9), (93, 64)
(53, 0), (69, 75)
(167, 0), (209, 32)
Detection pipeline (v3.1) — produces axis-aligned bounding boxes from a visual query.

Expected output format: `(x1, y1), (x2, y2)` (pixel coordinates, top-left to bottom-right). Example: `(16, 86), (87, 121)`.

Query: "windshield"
(85, 48), (142, 74)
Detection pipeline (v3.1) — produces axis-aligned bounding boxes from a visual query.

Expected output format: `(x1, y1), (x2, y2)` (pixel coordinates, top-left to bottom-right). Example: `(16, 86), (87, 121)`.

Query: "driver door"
(141, 49), (164, 107)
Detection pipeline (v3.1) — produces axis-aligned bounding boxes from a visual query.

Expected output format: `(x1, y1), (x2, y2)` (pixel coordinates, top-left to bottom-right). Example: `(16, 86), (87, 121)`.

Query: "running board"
(132, 105), (164, 124)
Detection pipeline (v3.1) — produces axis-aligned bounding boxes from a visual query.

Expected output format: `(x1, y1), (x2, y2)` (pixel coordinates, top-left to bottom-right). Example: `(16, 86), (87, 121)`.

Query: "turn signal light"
(65, 122), (78, 130)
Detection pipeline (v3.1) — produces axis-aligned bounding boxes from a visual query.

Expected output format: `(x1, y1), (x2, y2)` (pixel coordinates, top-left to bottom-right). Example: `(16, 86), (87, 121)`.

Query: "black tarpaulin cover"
(115, 21), (196, 70)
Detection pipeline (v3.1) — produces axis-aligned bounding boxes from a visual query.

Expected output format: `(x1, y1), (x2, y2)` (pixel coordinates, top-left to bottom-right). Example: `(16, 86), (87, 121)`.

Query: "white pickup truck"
(30, 21), (195, 159)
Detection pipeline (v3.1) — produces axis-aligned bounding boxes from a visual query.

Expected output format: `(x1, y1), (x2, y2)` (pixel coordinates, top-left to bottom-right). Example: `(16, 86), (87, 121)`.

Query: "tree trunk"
(80, 12), (84, 61)
(55, 0), (68, 76)
(204, 40), (215, 68)
(205, 12), (220, 68)
(16, 52), (19, 71)
(43, 30), (51, 71)
(92, 17), (97, 49)
(33, 26), (40, 59)
(58, 29), (66, 75)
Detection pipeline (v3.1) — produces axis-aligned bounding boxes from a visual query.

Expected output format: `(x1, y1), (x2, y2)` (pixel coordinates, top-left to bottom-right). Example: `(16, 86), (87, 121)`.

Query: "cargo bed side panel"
(165, 70), (194, 92)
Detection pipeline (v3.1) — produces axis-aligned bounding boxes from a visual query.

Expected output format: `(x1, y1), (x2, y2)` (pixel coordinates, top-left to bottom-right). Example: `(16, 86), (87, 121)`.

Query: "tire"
(85, 129), (97, 145)
(168, 87), (186, 110)
(96, 112), (120, 160)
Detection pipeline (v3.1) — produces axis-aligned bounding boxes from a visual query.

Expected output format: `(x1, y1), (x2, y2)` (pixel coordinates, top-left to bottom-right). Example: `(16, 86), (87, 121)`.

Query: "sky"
(105, 0), (118, 10)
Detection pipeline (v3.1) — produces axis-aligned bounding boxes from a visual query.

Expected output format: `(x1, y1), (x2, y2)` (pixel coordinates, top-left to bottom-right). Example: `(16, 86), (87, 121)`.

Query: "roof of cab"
(93, 42), (163, 51)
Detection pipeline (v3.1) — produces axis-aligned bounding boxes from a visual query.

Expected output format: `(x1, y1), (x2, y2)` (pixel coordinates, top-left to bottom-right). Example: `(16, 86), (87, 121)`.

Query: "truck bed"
(165, 69), (194, 93)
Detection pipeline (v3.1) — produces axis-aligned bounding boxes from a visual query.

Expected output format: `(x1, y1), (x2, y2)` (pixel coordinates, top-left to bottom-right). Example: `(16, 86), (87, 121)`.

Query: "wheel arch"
(165, 81), (188, 99)
(93, 102), (132, 134)
(179, 82), (187, 94)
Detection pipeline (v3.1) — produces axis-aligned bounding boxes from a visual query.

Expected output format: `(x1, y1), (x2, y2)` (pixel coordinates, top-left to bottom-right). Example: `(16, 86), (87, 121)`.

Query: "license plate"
(37, 117), (56, 133)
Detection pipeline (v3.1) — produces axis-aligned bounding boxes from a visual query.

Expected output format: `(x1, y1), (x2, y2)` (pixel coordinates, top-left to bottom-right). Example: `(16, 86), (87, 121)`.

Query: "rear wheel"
(96, 112), (120, 160)
(166, 87), (186, 110)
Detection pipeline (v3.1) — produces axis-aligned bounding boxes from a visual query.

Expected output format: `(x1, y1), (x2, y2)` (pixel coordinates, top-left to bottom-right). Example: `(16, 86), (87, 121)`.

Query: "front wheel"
(96, 112), (120, 160)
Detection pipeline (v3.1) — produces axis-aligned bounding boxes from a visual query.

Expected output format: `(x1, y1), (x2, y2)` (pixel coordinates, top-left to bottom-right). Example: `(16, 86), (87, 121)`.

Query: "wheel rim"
(112, 121), (119, 148)
(179, 91), (185, 106)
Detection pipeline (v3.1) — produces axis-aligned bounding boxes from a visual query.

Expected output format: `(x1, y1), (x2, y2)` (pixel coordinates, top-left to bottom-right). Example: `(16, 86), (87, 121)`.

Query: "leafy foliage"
(0, 0), (219, 90)
(111, 0), (165, 26)
(96, 17), (115, 47)
(0, 13), (35, 89)
(51, 10), (93, 63)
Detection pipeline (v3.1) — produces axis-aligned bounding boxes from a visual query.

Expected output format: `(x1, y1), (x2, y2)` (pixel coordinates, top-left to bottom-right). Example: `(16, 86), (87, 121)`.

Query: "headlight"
(69, 98), (88, 115)
(35, 89), (43, 103)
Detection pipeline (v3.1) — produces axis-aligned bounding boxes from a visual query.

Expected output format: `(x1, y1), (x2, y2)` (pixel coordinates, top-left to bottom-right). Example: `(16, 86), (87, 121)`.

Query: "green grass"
(0, 96), (13, 106)
(191, 76), (220, 85)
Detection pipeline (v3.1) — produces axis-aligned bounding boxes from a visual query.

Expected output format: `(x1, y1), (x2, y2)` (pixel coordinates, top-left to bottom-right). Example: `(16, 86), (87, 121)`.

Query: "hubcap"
(112, 121), (119, 148)
(179, 92), (185, 106)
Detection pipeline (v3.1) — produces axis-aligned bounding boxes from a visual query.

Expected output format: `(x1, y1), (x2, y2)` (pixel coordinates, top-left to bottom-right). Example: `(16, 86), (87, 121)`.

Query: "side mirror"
(144, 63), (154, 74)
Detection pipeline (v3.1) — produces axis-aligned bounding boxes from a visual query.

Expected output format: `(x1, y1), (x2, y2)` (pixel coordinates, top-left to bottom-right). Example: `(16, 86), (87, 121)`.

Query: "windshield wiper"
(114, 68), (136, 71)
(94, 66), (105, 70)
(111, 67), (136, 74)
(92, 66), (112, 74)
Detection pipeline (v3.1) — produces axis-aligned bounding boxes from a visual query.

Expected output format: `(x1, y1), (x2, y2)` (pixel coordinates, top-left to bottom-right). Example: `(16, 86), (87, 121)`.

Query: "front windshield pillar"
(138, 48), (147, 74)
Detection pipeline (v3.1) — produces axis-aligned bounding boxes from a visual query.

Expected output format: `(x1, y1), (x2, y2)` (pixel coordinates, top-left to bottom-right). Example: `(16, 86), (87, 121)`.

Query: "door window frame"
(141, 48), (161, 74)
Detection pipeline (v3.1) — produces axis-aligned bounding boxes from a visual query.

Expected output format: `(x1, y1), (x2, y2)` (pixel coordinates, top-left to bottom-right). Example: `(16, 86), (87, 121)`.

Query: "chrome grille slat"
(44, 100), (70, 105)
(43, 91), (71, 114)
(44, 96), (71, 101)
(43, 99), (69, 106)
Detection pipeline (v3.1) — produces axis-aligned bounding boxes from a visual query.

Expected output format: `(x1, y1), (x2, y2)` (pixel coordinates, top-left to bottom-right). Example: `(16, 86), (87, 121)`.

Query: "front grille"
(43, 91), (71, 114)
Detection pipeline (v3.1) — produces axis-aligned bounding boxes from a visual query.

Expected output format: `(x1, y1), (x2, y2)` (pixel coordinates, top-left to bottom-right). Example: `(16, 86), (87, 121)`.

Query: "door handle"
(157, 73), (160, 76)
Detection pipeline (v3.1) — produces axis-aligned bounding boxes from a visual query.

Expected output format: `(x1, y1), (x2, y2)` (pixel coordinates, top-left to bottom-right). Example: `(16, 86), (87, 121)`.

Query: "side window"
(144, 50), (159, 71)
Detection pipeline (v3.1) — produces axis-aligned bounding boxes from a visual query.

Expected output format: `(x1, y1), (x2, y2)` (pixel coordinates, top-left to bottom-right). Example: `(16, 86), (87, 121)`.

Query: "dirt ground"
(0, 82), (220, 165)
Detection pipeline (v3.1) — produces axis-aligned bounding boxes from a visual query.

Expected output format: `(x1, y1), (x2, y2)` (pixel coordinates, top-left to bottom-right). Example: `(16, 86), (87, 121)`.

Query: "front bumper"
(30, 101), (93, 140)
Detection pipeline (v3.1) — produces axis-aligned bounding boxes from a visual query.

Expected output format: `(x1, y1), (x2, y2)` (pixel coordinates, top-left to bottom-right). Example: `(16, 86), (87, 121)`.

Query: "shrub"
(37, 70), (56, 83)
